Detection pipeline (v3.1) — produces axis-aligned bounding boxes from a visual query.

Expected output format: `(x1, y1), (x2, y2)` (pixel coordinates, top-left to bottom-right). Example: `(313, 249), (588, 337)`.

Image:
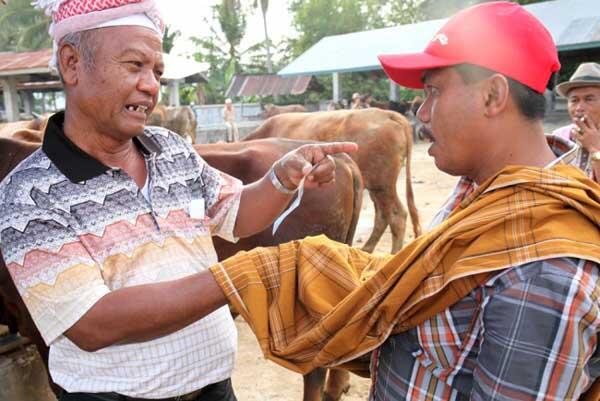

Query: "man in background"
(552, 62), (600, 181)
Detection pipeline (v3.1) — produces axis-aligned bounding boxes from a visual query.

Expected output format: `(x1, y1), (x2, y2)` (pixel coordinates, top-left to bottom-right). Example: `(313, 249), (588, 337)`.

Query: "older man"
(170, 2), (600, 400)
(222, 98), (239, 142)
(552, 62), (600, 181)
(0, 1), (355, 400)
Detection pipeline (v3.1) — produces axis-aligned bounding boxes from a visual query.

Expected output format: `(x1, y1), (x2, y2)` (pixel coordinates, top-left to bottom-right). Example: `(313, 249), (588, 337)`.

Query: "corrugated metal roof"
(279, 0), (600, 77)
(0, 49), (52, 76)
(225, 74), (312, 97)
(0, 49), (207, 82)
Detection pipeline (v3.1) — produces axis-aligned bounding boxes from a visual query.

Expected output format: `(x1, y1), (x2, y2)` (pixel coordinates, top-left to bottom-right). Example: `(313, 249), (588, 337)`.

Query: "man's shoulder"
(143, 126), (195, 156)
(486, 257), (599, 297)
(0, 148), (60, 205)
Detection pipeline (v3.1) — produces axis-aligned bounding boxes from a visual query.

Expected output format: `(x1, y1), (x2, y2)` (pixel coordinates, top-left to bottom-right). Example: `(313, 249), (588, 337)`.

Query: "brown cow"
(0, 115), (50, 140)
(0, 137), (363, 401)
(261, 103), (308, 119)
(147, 105), (197, 143)
(246, 108), (422, 253)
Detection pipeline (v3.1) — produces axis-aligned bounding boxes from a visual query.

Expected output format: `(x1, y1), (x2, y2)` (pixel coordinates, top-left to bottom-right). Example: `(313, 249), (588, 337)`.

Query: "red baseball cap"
(378, 1), (560, 93)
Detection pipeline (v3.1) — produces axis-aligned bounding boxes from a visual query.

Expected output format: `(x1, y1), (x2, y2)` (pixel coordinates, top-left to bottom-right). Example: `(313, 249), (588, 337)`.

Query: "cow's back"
(246, 109), (412, 189)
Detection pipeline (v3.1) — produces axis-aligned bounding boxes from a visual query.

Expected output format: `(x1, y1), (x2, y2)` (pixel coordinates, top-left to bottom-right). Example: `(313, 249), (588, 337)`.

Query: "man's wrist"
(268, 164), (297, 194)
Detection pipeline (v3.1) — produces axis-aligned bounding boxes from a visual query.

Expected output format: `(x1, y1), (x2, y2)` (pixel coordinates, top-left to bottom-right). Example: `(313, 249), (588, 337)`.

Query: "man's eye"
(128, 61), (143, 68)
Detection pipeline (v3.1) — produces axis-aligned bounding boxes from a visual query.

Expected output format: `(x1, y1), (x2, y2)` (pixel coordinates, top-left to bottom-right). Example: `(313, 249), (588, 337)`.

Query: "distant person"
(222, 98), (239, 142)
(552, 62), (600, 181)
(350, 92), (362, 109)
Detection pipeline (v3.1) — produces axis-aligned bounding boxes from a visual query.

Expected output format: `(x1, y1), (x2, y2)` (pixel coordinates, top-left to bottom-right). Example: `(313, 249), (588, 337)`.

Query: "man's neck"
(63, 105), (139, 170)
(471, 119), (556, 185)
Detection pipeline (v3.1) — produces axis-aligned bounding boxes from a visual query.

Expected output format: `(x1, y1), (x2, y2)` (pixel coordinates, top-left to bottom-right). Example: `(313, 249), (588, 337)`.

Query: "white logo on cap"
(432, 33), (448, 46)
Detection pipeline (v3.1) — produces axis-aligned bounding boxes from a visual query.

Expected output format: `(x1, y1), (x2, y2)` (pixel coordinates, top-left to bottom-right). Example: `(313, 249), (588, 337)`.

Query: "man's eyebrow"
(118, 48), (147, 58)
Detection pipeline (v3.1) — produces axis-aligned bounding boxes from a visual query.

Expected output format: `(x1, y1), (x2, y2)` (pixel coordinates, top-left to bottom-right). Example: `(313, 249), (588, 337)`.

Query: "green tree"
(0, 0), (51, 52)
(253, 0), (273, 73)
(191, 0), (258, 103)
(162, 25), (181, 54)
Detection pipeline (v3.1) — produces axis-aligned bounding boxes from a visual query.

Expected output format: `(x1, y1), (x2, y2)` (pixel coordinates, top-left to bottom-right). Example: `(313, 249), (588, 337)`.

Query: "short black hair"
(454, 64), (546, 121)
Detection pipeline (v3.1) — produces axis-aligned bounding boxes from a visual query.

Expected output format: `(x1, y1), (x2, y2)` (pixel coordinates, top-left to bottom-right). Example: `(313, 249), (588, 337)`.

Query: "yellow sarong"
(210, 165), (600, 395)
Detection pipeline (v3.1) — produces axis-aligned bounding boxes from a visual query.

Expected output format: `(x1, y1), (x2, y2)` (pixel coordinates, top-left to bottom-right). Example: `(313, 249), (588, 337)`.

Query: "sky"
(155, 0), (296, 58)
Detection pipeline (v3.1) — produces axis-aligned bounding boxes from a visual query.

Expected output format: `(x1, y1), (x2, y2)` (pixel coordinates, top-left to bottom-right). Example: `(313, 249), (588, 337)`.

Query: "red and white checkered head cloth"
(34, 0), (164, 70)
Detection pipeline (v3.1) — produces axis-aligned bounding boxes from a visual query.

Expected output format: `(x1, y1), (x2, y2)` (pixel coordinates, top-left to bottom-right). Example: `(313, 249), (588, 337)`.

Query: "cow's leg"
(362, 189), (388, 253)
(385, 190), (408, 253)
(303, 368), (327, 401)
(323, 369), (351, 401)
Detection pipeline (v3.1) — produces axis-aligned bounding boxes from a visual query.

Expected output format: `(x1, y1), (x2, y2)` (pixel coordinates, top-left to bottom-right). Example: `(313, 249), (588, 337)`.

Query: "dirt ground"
(231, 141), (459, 401)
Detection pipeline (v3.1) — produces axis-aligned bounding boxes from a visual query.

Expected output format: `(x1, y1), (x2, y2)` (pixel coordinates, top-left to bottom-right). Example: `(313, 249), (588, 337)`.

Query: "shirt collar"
(42, 111), (161, 183)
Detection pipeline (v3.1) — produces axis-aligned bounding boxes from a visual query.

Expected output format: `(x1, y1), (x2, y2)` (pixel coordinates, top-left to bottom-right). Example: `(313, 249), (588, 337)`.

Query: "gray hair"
(55, 30), (99, 82)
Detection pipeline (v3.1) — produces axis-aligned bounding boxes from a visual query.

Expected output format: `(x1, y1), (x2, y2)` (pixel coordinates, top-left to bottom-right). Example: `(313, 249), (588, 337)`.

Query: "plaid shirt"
(370, 136), (600, 401)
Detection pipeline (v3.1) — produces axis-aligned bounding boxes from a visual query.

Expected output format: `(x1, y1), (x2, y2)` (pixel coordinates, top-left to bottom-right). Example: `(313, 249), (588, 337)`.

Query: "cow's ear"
(58, 43), (80, 86)
(482, 74), (509, 118)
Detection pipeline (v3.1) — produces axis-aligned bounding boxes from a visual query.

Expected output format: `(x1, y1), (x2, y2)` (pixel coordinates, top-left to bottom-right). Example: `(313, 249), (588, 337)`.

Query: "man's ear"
(482, 74), (510, 118)
(58, 43), (80, 86)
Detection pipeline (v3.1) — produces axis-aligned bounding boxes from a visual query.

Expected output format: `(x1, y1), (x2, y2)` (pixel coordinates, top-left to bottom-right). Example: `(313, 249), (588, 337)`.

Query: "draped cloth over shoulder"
(210, 165), (600, 384)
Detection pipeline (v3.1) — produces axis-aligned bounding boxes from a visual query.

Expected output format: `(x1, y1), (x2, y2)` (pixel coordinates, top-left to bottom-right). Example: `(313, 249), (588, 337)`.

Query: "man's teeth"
(127, 105), (148, 113)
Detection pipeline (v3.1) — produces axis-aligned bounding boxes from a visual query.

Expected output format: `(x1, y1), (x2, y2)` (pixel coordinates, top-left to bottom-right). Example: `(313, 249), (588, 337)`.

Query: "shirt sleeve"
(472, 259), (599, 401)
(0, 203), (110, 346)
(194, 154), (243, 243)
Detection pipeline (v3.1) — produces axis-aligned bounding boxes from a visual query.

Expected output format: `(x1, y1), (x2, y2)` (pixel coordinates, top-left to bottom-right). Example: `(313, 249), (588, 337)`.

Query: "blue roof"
(279, 0), (600, 77)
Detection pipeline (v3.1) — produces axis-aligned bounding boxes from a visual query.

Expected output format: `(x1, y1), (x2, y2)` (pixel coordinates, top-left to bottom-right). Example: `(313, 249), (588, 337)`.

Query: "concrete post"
(1, 78), (19, 122)
(389, 80), (398, 101)
(168, 80), (181, 107)
(332, 72), (340, 103)
(23, 91), (34, 115)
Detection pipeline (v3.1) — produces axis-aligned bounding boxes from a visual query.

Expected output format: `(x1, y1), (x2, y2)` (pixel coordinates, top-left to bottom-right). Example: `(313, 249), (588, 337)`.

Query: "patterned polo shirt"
(370, 135), (600, 400)
(0, 112), (242, 398)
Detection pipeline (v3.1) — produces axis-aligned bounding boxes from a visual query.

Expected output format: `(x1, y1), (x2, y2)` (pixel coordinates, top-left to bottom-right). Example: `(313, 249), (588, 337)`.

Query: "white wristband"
(268, 165), (297, 194)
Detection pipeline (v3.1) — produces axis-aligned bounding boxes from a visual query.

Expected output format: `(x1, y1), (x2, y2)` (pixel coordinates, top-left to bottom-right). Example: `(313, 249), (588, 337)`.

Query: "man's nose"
(139, 70), (160, 96)
(416, 99), (430, 123)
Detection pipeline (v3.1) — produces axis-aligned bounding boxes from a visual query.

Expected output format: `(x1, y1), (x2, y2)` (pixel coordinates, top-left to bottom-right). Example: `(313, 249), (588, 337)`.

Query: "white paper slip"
(272, 160), (326, 235)
(272, 178), (305, 235)
(189, 198), (205, 219)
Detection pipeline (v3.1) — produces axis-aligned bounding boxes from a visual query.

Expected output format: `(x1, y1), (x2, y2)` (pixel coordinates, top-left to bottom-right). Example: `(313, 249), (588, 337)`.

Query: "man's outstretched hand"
(273, 142), (358, 190)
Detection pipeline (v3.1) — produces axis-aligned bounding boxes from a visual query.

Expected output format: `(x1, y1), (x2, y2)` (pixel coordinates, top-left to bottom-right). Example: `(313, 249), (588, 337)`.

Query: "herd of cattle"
(0, 104), (420, 401)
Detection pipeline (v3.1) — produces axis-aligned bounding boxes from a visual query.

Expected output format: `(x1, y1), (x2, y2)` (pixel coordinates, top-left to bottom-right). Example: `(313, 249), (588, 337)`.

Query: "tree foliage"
(162, 25), (181, 54)
(0, 0), (51, 52)
(191, 0), (265, 104)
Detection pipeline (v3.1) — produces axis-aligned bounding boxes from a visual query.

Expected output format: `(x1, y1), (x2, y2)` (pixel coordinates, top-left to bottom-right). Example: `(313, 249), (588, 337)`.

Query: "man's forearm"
(65, 270), (227, 352)
(234, 176), (295, 238)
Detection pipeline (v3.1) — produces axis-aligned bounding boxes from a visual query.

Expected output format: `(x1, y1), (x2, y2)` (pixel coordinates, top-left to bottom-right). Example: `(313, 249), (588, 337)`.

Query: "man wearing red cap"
(152, 2), (600, 401)
(0, 0), (356, 400)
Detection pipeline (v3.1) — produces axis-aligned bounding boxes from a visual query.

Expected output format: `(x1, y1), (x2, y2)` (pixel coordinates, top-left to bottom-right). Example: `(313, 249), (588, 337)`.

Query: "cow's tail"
(342, 155), (364, 245)
(389, 112), (422, 238)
